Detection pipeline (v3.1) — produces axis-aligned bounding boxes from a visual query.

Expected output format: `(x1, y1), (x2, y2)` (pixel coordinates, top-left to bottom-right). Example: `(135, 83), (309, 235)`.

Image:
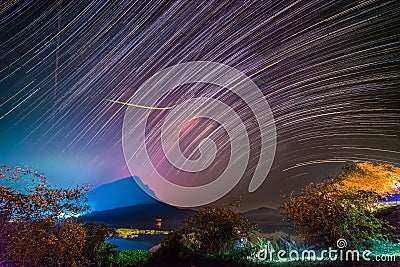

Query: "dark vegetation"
(283, 162), (399, 248)
(152, 203), (258, 266)
(0, 165), (116, 266)
(374, 205), (400, 240)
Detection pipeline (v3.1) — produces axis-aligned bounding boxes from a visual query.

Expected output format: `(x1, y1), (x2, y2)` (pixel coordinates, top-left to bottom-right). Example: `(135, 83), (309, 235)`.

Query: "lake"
(107, 235), (168, 250)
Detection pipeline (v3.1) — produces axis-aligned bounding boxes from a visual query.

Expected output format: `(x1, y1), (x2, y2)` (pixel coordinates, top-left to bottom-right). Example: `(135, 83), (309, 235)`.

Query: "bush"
(108, 250), (152, 267)
(0, 165), (115, 266)
(81, 222), (117, 266)
(374, 205), (400, 241)
(155, 204), (257, 264)
(283, 162), (398, 247)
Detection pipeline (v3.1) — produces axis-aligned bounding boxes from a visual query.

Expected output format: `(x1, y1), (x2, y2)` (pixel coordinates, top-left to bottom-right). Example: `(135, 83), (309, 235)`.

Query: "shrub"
(108, 250), (152, 267)
(283, 162), (399, 247)
(0, 165), (115, 266)
(155, 204), (257, 264)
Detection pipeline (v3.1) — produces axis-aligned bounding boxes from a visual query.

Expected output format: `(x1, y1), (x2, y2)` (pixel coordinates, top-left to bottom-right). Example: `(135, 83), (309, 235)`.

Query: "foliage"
(48, 219), (89, 267)
(108, 250), (152, 267)
(363, 238), (400, 258)
(0, 164), (115, 266)
(156, 204), (257, 263)
(335, 162), (400, 196)
(81, 222), (117, 266)
(283, 162), (399, 247)
(374, 205), (400, 241)
(0, 165), (89, 224)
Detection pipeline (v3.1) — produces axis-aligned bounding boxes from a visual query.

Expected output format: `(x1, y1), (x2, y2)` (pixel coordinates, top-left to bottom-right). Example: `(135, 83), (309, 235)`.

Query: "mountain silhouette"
(243, 207), (290, 233)
(82, 202), (289, 233)
(87, 176), (157, 211)
(81, 202), (195, 230)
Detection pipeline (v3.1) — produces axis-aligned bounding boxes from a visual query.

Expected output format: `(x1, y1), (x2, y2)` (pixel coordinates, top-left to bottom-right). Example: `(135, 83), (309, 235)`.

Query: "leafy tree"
(335, 161), (399, 196)
(157, 203), (257, 262)
(81, 222), (117, 266)
(0, 164), (114, 266)
(374, 205), (400, 240)
(6, 219), (59, 266)
(0, 165), (89, 226)
(49, 219), (88, 267)
(283, 162), (399, 247)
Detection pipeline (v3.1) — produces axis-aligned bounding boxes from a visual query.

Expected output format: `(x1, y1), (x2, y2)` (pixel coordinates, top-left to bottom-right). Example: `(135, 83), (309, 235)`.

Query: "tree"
(335, 161), (399, 196)
(0, 164), (114, 266)
(49, 219), (88, 267)
(283, 162), (399, 247)
(157, 203), (257, 262)
(374, 205), (400, 240)
(81, 222), (116, 266)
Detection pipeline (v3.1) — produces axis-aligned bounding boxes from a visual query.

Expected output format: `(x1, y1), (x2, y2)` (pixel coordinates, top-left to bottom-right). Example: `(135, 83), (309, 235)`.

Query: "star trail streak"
(0, 0), (399, 208)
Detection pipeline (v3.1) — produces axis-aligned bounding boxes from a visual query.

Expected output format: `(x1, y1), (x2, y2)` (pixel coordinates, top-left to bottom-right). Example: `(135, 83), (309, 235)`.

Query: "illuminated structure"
(156, 218), (162, 229)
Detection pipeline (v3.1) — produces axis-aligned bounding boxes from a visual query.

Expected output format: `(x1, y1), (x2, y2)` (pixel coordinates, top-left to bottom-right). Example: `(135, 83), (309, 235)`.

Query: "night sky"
(1, 0), (399, 209)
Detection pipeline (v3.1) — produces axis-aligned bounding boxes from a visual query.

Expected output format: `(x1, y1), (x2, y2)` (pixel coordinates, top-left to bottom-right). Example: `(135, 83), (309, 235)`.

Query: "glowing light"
(106, 99), (175, 110)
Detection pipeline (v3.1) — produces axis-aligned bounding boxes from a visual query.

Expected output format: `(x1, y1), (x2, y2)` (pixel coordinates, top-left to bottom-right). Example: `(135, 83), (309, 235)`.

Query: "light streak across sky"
(0, 0), (399, 208)
(106, 99), (175, 110)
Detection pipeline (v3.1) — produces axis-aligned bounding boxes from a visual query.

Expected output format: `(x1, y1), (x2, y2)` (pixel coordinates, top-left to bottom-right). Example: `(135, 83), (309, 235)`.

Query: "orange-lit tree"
(336, 161), (399, 196)
(283, 162), (399, 247)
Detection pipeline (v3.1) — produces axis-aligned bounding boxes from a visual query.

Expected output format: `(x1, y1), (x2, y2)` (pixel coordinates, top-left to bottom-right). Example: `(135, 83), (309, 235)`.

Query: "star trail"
(0, 0), (399, 209)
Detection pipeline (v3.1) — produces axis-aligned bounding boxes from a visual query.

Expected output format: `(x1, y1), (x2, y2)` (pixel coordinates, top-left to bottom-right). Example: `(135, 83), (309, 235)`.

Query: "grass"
(108, 250), (153, 267)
